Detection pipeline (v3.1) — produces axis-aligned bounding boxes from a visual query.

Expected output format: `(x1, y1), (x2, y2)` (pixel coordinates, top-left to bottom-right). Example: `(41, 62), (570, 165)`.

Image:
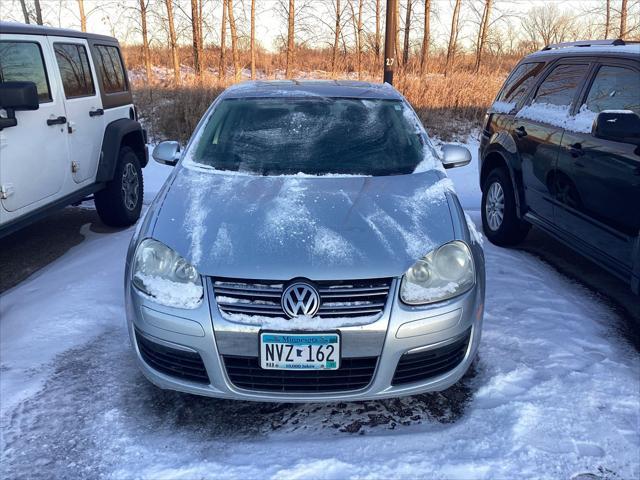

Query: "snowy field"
(1, 137), (639, 479)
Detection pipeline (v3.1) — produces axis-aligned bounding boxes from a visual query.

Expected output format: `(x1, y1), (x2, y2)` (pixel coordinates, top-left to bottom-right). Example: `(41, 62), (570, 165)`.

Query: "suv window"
(0, 41), (51, 102)
(54, 43), (95, 98)
(94, 45), (127, 94)
(496, 62), (544, 104)
(533, 64), (589, 107)
(585, 66), (640, 115)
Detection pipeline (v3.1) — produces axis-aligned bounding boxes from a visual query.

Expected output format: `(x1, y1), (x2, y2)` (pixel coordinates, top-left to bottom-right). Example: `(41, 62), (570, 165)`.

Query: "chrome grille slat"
(213, 277), (392, 320)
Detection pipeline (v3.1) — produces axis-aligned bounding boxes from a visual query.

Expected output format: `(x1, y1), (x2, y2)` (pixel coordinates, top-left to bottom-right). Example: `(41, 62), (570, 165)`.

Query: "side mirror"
(152, 141), (180, 166)
(441, 144), (472, 169)
(592, 110), (640, 144)
(0, 81), (39, 130)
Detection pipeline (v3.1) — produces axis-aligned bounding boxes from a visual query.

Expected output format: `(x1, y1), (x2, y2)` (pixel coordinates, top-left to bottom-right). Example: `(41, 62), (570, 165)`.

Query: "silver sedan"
(125, 80), (485, 402)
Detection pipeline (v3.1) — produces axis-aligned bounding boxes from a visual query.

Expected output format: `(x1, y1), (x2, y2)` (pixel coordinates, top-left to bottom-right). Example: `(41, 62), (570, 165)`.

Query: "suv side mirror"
(441, 144), (472, 169)
(152, 141), (180, 166)
(592, 110), (640, 145)
(0, 81), (39, 130)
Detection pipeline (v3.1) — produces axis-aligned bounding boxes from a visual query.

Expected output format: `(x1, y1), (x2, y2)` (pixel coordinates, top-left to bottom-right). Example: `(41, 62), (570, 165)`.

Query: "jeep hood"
(151, 167), (456, 280)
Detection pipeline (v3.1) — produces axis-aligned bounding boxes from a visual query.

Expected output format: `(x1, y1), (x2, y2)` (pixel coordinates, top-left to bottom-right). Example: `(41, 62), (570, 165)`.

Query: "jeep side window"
(54, 43), (95, 98)
(496, 62), (544, 104)
(584, 66), (640, 115)
(533, 64), (589, 107)
(94, 45), (127, 94)
(0, 41), (52, 102)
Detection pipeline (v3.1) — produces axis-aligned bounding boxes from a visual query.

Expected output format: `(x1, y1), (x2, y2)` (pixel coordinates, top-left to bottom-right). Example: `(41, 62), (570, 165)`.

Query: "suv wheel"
(95, 146), (144, 227)
(481, 168), (530, 246)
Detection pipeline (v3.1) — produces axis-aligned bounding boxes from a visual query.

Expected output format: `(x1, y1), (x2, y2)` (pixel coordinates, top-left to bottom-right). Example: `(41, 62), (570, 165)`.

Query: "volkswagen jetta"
(125, 80), (485, 401)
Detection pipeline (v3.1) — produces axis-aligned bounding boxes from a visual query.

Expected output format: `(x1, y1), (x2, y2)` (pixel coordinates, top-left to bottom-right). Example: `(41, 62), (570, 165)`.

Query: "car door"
(556, 62), (640, 272)
(513, 62), (591, 225)
(0, 36), (69, 215)
(48, 36), (105, 184)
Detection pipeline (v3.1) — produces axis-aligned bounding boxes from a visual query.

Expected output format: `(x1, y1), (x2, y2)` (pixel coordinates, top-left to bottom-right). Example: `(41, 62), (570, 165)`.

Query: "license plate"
(259, 332), (340, 370)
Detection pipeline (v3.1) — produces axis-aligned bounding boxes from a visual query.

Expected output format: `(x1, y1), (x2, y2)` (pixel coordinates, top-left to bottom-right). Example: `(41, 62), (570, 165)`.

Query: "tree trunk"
(191, 0), (202, 76)
(34, 0), (43, 25)
(445, 0), (462, 76)
(78, 0), (87, 32)
(331, 0), (341, 75)
(474, 0), (492, 73)
(285, 0), (295, 78)
(219, 0), (227, 80)
(375, 0), (381, 59)
(19, 0), (30, 24)
(250, 0), (256, 80)
(620, 0), (628, 38)
(357, 0), (363, 79)
(140, 0), (152, 84)
(165, 0), (180, 84)
(420, 0), (431, 75)
(227, 0), (240, 81)
(402, 0), (412, 66)
(395, 0), (401, 67)
(604, 0), (610, 38)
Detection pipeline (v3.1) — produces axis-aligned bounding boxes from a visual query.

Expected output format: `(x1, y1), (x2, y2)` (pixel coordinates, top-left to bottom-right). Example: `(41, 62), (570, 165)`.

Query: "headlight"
(132, 239), (203, 309)
(400, 241), (475, 305)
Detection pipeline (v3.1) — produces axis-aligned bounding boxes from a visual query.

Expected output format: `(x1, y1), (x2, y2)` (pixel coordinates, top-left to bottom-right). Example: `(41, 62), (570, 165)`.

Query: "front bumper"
(125, 273), (484, 402)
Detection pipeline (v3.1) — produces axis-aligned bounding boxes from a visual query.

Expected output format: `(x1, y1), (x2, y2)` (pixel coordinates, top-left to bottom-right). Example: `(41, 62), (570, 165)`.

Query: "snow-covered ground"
(1, 137), (639, 479)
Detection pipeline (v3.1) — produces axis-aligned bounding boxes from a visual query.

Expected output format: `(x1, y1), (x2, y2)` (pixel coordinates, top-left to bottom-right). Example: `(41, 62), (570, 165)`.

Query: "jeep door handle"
(47, 116), (67, 126)
(515, 126), (527, 138)
(89, 108), (104, 117)
(569, 143), (585, 158)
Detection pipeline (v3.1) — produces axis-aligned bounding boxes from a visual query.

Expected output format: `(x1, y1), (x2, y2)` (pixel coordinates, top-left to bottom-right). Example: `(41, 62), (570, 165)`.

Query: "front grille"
(136, 331), (210, 384)
(391, 329), (471, 386)
(213, 277), (392, 319)
(223, 355), (377, 392)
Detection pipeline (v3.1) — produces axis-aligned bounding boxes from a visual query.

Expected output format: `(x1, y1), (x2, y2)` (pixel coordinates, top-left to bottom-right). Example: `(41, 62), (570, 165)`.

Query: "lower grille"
(213, 277), (392, 319)
(223, 355), (377, 392)
(392, 329), (471, 386)
(136, 331), (210, 384)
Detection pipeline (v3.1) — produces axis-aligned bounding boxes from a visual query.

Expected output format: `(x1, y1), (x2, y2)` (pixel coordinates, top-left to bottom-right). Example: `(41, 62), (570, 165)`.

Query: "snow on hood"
(152, 168), (456, 280)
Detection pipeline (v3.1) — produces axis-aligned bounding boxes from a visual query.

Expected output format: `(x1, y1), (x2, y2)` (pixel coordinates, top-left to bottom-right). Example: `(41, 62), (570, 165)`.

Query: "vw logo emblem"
(281, 282), (321, 318)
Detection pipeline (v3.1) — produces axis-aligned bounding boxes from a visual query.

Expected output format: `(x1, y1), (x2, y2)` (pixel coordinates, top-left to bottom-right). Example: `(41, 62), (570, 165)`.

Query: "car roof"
(525, 43), (640, 61)
(0, 21), (118, 44)
(222, 80), (403, 100)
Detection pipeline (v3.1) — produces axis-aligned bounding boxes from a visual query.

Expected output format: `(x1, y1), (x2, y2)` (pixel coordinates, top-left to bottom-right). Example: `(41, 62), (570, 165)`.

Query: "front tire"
(481, 168), (529, 246)
(95, 146), (144, 227)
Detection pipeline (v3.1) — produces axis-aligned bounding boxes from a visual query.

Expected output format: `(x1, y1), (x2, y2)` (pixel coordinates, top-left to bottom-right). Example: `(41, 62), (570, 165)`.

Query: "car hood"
(152, 167), (456, 280)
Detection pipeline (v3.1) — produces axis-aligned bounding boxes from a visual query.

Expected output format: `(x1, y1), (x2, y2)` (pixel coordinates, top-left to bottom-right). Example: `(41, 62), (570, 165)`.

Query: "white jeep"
(0, 22), (147, 237)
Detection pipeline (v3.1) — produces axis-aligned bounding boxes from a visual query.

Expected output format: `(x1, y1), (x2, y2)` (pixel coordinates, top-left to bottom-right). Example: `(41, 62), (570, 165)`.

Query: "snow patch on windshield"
(516, 103), (596, 133)
(491, 101), (516, 114)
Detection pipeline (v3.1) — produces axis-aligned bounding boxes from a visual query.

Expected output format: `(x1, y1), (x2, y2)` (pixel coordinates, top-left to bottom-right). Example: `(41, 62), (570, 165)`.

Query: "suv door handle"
(47, 116), (67, 126)
(569, 143), (585, 158)
(89, 108), (104, 117)
(515, 126), (527, 138)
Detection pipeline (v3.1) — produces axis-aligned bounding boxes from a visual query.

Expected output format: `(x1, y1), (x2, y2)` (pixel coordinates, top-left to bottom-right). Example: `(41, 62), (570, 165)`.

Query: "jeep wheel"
(481, 168), (529, 246)
(95, 146), (144, 227)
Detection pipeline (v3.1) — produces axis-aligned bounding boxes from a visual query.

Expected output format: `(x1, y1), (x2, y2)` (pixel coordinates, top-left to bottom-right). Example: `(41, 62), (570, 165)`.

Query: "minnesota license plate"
(259, 332), (340, 370)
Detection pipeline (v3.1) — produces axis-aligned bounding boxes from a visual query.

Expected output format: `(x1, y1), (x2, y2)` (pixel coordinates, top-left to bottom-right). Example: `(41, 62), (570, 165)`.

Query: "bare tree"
(34, 0), (43, 25)
(251, 0), (256, 80)
(19, 0), (30, 24)
(445, 0), (462, 76)
(331, 0), (342, 75)
(139, 0), (152, 83)
(521, 4), (577, 49)
(474, 0), (493, 72)
(227, 0), (240, 80)
(420, 0), (431, 75)
(620, 0), (628, 37)
(402, 0), (412, 66)
(165, 0), (180, 84)
(605, 0), (611, 38)
(78, 0), (87, 31)
(375, 0), (381, 59)
(219, 0), (227, 80)
(286, 0), (295, 78)
(191, 0), (203, 76)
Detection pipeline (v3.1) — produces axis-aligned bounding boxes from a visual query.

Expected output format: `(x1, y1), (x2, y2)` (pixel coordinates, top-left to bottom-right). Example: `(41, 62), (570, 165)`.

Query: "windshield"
(187, 97), (428, 176)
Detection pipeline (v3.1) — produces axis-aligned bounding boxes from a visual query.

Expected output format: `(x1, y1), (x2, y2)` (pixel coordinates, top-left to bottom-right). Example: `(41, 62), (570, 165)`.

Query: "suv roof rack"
(542, 39), (634, 50)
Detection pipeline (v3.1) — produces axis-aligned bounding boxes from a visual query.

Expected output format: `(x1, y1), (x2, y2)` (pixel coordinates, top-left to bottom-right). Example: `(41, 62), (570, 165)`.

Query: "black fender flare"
(96, 118), (148, 183)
